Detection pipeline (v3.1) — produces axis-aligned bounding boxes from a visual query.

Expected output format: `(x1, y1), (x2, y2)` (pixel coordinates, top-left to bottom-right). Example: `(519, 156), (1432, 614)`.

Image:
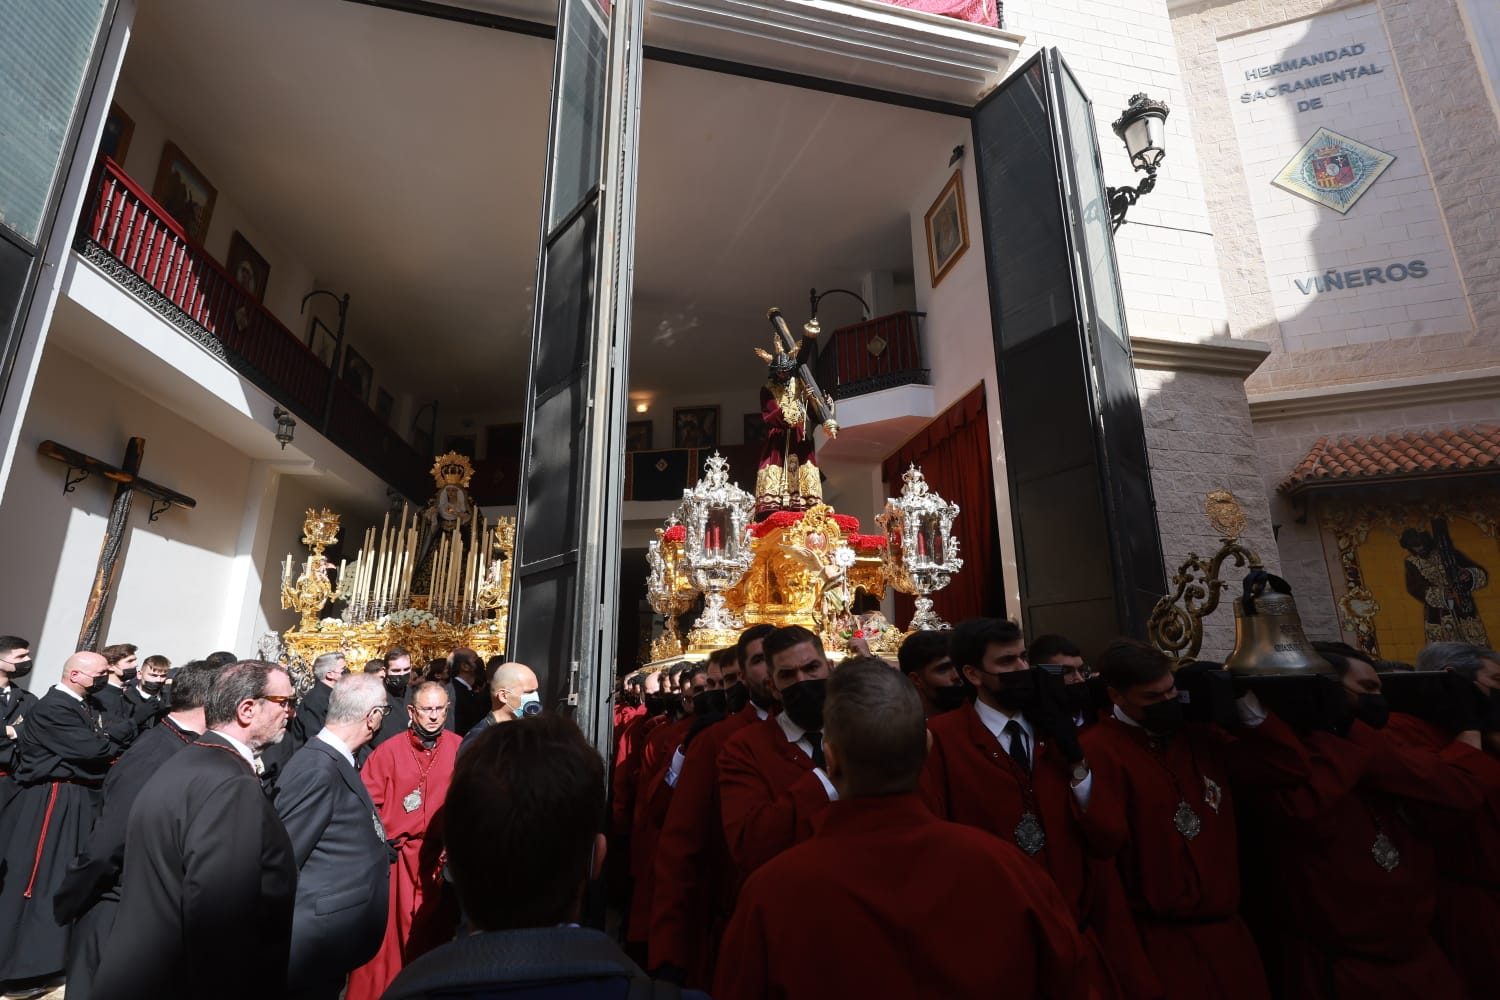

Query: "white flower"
(831, 545), (856, 570)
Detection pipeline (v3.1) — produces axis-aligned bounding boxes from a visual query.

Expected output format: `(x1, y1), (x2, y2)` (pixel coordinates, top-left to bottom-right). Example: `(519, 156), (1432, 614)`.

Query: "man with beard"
(0, 635), (38, 813)
(56, 659), (217, 1000)
(93, 661), (297, 1000)
(346, 681), (463, 1000)
(648, 624), (780, 987)
(719, 624), (836, 878)
(897, 630), (966, 718)
(0, 651), (134, 996)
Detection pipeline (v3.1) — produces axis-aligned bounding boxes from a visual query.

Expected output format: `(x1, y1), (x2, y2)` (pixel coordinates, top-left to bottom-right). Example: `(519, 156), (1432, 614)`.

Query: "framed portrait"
(743, 412), (768, 449)
(101, 103), (134, 165)
(308, 318), (337, 368)
(151, 141), (217, 244)
(226, 231), (270, 302)
(626, 420), (653, 451)
(673, 405), (720, 449)
(342, 346), (373, 403)
(924, 169), (969, 288)
(374, 388), (394, 425)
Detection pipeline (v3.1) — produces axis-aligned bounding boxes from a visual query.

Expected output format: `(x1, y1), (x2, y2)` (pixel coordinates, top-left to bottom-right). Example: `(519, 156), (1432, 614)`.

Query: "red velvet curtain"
(881, 384), (1001, 626)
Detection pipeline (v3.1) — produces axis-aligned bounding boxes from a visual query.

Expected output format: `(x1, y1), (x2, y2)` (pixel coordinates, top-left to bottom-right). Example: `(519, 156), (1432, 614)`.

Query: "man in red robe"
(920, 618), (1150, 999)
(719, 625), (836, 877)
(345, 681), (461, 1000)
(649, 625), (774, 989)
(717, 659), (1088, 1000)
(1079, 640), (1309, 1000)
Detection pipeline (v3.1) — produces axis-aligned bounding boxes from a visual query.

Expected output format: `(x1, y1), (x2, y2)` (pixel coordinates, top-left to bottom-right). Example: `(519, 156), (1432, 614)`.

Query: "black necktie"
(805, 731), (826, 770)
(1004, 720), (1030, 772)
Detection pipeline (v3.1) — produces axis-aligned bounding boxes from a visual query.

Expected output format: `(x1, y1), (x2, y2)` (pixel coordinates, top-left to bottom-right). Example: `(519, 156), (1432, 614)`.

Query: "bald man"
(715, 660), (1087, 1000)
(460, 663), (539, 753)
(0, 652), (137, 991)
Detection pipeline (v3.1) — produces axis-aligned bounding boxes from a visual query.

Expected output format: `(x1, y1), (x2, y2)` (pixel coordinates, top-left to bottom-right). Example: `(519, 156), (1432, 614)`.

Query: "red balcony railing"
(76, 157), (429, 499)
(813, 311), (928, 400)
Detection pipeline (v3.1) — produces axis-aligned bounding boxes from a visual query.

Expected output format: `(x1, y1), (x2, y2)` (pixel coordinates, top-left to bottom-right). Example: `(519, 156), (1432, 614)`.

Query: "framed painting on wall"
(101, 103), (134, 165)
(226, 231), (270, 302)
(924, 169), (969, 288)
(626, 420), (653, 451)
(152, 141), (217, 244)
(673, 406), (719, 448)
(308, 318), (337, 368)
(342, 346), (373, 403)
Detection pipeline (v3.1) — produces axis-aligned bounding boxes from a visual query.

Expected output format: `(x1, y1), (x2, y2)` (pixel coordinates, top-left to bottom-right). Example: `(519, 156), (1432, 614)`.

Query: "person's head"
(763, 625), (830, 732)
(203, 660), (295, 751)
(384, 646), (413, 695)
(139, 655), (171, 694)
(641, 670), (662, 696)
(490, 662), (540, 721)
(102, 643), (139, 683)
(823, 659), (928, 799)
(364, 658), (388, 679)
(0, 636), (33, 684)
(1416, 641), (1500, 693)
(446, 714), (606, 931)
(950, 618), (1032, 713)
(736, 623), (776, 708)
(704, 650), (729, 690)
(898, 630), (964, 716)
(166, 659), (216, 730)
(408, 679), (451, 740)
(1399, 528), (1434, 557)
(62, 651), (111, 697)
(1313, 641), (1389, 728)
(1099, 639), (1182, 736)
(1029, 634), (1089, 684)
(324, 672), (390, 752)
(485, 655), (505, 684)
(679, 663), (709, 716)
(450, 648), (482, 683)
(311, 651), (347, 688)
(427, 657), (451, 683)
(205, 651), (237, 668)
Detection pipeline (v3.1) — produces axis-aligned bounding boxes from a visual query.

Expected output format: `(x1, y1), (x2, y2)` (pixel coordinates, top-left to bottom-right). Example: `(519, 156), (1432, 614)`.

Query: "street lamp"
(1106, 93), (1170, 232)
(803, 287), (871, 336)
(272, 407), (296, 449)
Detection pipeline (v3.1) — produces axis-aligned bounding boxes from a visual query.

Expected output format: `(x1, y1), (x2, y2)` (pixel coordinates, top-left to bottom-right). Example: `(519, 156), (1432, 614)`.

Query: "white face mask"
(513, 691), (542, 718)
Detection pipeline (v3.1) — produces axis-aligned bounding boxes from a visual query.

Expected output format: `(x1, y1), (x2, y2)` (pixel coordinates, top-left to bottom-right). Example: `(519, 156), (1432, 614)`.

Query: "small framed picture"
(342, 346), (373, 403)
(743, 412), (768, 449)
(226, 231), (270, 302)
(924, 169), (969, 288)
(152, 141), (217, 244)
(673, 405), (720, 449)
(626, 420), (653, 451)
(101, 103), (134, 165)
(375, 388), (394, 425)
(308, 318), (337, 368)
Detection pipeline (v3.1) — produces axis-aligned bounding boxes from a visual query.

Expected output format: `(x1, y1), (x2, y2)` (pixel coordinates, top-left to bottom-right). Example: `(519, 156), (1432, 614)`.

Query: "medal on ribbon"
(1174, 800), (1202, 840)
(402, 789), (422, 813)
(1371, 831), (1400, 872)
(1014, 812), (1046, 856)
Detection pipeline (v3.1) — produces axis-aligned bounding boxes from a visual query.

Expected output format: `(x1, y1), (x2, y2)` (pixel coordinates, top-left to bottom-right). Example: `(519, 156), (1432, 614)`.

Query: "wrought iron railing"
(813, 311), (928, 400)
(75, 156), (429, 499)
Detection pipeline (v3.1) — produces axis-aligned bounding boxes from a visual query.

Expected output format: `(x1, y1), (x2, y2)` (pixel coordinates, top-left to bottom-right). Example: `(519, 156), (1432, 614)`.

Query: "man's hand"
(846, 634), (872, 659)
(4, 725), (14, 740)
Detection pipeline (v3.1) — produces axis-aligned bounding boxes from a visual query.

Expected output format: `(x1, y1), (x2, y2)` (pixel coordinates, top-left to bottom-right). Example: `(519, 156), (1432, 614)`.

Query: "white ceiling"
(126, 0), (966, 406)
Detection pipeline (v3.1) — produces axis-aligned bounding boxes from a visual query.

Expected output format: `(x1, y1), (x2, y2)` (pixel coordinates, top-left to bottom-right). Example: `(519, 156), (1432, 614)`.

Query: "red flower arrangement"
(748, 510), (863, 539)
(847, 533), (887, 550)
(662, 525), (685, 542)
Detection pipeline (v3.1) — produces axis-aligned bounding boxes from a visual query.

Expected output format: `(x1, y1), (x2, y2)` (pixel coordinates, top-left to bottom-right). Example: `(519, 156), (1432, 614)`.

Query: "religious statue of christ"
(752, 326), (837, 520)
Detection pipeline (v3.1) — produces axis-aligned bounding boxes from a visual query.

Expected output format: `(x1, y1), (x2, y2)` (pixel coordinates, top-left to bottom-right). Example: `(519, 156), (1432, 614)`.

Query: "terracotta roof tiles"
(1279, 425), (1500, 494)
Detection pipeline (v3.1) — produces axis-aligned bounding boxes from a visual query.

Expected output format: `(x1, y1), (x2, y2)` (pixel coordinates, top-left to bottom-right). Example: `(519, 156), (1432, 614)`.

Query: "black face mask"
(413, 721), (444, 743)
(779, 678), (827, 733)
(620, 691), (641, 708)
(1140, 698), (1185, 736)
(724, 682), (750, 715)
(645, 693), (672, 717)
(1353, 692), (1390, 730)
(385, 676), (409, 697)
(119, 667), (138, 683)
(1064, 683), (1093, 715)
(86, 673), (110, 695)
(141, 680), (166, 696)
(693, 689), (728, 716)
(8, 658), (32, 679)
(931, 684), (969, 714)
(988, 669), (1036, 711)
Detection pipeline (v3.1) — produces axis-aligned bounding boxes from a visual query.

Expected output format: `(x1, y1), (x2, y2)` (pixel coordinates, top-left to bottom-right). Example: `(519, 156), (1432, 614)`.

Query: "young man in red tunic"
(1079, 640), (1309, 1000)
(649, 625), (775, 988)
(717, 658), (1088, 1000)
(345, 681), (461, 1000)
(718, 625), (836, 877)
(921, 618), (1149, 999)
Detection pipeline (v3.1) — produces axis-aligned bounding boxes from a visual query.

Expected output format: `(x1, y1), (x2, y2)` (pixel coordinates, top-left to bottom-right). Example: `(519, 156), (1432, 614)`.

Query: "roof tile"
(1279, 425), (1500, 494)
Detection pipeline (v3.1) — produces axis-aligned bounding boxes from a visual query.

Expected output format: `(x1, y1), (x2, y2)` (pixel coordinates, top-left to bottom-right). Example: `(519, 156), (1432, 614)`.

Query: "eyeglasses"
(371, 705), (392, 717)
(261, 694), (296, 710)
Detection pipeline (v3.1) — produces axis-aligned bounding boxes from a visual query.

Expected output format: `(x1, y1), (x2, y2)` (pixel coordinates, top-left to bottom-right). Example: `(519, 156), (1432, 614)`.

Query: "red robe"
(345, 730), (462, 1000)
(1383, 713), (1500, 997)
(921, 701), (1147, 999)
(715, 792), (1089, 1000)
(611, 713), (668, 837)
(718, 716), (833, 877)
(649, 707), (764, 986)
(1079, 714), (1308, 1000)
(626, 716), (692, 943)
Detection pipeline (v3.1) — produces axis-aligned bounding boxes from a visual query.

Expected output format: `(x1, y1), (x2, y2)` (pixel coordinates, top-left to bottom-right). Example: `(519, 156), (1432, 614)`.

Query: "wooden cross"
(38, 438), (197, 651)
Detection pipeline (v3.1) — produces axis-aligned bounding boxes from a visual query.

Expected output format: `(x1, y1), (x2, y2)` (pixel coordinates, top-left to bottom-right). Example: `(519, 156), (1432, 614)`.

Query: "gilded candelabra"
(877, 466), (963, 631)
(647, 523), (696, 662)
(681, 453), (757, 649)
(281, 508), (348, 631)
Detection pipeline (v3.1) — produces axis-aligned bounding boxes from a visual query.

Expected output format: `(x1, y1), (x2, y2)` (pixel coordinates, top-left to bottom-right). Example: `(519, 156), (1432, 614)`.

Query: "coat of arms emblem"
(1272, 128), (1394, 213)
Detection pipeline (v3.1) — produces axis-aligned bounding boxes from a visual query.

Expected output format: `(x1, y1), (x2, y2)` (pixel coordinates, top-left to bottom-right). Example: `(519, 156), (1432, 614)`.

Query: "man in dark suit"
(120, 654), (171, 731)
(447, 647), (488, 735)
(93, 661), (297, 1000)
(260, 651), (346, 777)
(0, 635), (38, 813)
(276, 672), (392, 999)
(94, 643), (138, 723)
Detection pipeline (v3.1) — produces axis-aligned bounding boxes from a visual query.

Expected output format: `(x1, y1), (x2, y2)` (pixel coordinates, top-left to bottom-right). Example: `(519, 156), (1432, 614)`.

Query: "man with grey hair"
(276, 673), (392, 999)
(261, 651), (348, 778)
(1390, 640), (1500, 996)
(94, 661), (297, 1000)
(715, 660), (1087, 1000)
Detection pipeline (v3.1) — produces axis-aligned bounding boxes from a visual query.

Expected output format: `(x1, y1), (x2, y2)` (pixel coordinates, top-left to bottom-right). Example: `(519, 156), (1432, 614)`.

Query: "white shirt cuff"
(1235, 690), (1268, 728)
(812, 767), (838, 802)
(664, 746), (686, 788)
(1070, 770), (1093, 811)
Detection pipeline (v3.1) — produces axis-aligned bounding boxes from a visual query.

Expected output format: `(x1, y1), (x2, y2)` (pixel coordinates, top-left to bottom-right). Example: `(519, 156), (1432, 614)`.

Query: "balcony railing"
(75, 157), (429, 499)
(813, 311), (928, 401)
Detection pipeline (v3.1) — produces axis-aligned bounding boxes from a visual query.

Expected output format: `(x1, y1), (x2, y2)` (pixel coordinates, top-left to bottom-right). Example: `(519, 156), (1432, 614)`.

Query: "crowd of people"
(0, 621), (1496, 999)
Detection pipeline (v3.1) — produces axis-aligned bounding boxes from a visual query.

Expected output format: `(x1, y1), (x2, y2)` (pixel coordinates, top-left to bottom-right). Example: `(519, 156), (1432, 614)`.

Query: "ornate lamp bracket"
(1147, 489), (1263, 665)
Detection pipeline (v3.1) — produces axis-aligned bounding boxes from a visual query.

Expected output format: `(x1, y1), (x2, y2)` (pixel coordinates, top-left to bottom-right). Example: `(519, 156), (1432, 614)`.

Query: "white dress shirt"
(217, 731), (258, 769)
(53, 683), (84, 702)
(974, 698), (1092, 809)
(775, 711), (837, 802)
(316, 728), (357, 768)
(665, 703), (775, 789)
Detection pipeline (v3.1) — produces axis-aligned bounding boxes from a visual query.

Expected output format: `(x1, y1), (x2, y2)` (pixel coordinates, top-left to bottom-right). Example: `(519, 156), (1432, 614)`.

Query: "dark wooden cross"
(38, 438), (197, 651)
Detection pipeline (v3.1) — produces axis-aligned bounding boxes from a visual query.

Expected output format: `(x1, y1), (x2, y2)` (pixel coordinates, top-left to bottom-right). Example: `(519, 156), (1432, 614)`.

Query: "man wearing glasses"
(93, 661), (299, 1000)
(1030, 634), (1096, 731)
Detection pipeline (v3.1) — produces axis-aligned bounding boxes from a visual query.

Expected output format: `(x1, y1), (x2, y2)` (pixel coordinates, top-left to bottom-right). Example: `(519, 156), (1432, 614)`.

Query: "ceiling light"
(635, 402), (649, 413)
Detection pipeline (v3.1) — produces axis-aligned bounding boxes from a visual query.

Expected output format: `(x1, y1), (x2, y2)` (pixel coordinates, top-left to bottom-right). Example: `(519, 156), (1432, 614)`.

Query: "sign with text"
(1217, 5), (1468, 354)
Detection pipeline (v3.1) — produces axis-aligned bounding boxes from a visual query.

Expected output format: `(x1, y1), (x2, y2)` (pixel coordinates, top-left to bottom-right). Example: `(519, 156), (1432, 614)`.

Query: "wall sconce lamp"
(273, 407), (296, 449)
(1106, 93), (1170, 232)
(804, 287), (872, 336)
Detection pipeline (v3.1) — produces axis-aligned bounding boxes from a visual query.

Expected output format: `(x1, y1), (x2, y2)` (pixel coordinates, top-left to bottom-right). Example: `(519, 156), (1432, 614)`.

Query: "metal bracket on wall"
(62, 466), (90, 495)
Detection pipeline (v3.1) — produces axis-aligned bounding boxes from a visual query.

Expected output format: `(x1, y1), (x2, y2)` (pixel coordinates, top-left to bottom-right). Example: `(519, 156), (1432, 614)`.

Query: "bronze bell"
(1225, 588), (1334, 677)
